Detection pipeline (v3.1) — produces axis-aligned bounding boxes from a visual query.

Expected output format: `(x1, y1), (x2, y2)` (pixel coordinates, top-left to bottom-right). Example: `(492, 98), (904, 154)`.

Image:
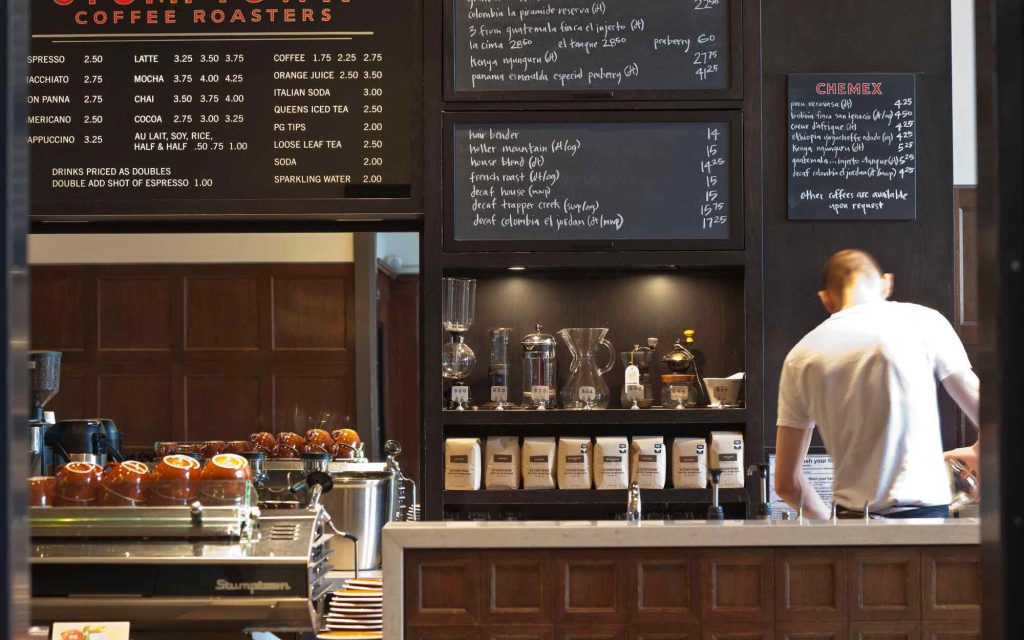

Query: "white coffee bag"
(521, 437), (556, 490)
(484, 436), (520, 490)
(630, 436), (666, 489)
(592, 436), (629, 490)
(444, 438), (481, 491)
(672, 437), (708, 489)
(557, 437), (592, 490)
(710, 431), (744, 489)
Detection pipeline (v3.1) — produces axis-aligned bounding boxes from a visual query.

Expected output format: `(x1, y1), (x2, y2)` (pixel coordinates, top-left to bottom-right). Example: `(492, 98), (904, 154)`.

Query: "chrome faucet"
(627, 481), (642, 522)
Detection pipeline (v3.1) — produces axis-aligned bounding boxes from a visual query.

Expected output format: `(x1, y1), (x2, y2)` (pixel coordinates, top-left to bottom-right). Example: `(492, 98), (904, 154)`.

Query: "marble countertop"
(383, 517), (980, 549)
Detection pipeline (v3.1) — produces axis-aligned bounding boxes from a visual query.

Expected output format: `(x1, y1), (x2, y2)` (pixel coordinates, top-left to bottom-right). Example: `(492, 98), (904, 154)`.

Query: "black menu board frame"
(786, 72), (917, 221)
(443, 110), (743, 252)
(443, 0), (743, 102)
(28, 0), (424, 224)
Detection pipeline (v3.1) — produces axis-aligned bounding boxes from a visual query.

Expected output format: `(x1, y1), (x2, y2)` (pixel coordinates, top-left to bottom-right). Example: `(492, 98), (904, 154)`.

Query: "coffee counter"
(383, 519), (981, 639)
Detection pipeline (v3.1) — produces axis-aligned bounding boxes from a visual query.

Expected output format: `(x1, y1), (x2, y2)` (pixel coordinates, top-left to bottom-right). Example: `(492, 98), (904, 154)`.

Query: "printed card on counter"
(51, 622), (130, 640)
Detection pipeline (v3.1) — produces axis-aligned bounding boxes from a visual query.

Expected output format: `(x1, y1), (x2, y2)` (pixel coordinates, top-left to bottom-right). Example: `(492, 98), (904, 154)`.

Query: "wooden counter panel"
(700, 551), (774, 623)
(776, 621), (847, 640)
(554, 552), (628, 625)
(480, 551), (553, 625)
(921, 548), (981, 620)
(629, 550), (701, 624)
(402, 546), (979, 639)
(775, 549), (847, 621)
(848, 549), (921, 621)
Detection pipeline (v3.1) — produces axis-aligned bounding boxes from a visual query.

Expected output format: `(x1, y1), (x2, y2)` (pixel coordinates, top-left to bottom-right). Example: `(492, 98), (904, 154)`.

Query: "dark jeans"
(837, 504), (950, 519)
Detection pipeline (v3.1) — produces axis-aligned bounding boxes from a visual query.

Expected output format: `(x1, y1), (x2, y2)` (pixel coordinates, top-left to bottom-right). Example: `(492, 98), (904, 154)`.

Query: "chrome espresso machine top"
(30, 480), (337, 634)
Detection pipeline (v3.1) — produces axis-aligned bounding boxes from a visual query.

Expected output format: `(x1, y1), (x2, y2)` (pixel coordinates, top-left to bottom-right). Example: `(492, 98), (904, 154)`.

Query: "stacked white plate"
(318, 577), (383, 640)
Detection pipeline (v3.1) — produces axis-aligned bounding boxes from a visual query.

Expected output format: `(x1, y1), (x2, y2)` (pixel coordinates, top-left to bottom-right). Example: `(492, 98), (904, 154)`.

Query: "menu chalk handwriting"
(787, 73), (917, 220)
(453, 121), (730, 241)
(453, 0), (729, 93)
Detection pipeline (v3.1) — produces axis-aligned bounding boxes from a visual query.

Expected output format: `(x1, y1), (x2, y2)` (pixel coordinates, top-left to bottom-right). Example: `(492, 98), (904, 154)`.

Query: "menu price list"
(453, 0), (729, 93)
(28, 3), (414, 209)
(787, 73), (917, 220)
(453, 121), (730, 242)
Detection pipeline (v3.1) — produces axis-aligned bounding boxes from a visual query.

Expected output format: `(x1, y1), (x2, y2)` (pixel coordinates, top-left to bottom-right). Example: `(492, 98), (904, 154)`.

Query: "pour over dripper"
(559, 328), (615, 410)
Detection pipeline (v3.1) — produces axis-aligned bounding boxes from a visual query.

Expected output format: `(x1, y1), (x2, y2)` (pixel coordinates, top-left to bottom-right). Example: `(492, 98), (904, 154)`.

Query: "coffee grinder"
(28, 351), (61, 476)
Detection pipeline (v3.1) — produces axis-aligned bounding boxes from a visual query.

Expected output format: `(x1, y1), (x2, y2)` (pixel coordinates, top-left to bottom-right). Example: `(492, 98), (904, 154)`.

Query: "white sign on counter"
(767, 453), (834, 519)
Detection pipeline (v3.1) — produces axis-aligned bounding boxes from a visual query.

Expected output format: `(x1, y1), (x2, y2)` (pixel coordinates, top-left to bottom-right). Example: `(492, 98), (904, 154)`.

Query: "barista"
(773, 249), (980, 519)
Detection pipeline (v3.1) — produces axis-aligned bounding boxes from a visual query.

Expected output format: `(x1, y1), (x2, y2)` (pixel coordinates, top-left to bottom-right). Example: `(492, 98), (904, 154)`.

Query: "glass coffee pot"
(441, 277), (476, 409)
(559, 328), (615, 410)
(522, 324), (557, 409)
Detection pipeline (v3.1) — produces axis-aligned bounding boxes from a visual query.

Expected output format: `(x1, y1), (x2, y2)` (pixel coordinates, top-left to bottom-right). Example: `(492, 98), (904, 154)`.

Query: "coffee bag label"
(450, 455), (468, 463)
(530, 455), (548, 463)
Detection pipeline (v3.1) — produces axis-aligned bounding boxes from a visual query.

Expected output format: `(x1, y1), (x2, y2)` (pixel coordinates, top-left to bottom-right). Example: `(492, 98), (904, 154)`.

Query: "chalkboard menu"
(29, 0), (416, 217)
(451, 118), (732, 243)
(451, 0), (730, 95)
(787, 74), (916, 220)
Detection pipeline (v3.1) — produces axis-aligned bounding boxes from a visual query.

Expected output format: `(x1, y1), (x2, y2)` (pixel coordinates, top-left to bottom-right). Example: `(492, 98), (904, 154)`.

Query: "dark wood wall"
(379, 269), (422, 484)
(761, 0), (956, 448)
(30, 263), (355, 450)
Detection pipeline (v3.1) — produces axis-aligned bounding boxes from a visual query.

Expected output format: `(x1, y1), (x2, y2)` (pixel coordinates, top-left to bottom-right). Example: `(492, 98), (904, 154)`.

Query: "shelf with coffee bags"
(442, 488), (747, 506)
(439, 407), (746, 426)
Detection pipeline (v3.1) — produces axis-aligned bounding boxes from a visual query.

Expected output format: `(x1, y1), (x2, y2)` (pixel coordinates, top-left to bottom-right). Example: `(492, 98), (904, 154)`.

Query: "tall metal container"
(321, 468), (397, 571)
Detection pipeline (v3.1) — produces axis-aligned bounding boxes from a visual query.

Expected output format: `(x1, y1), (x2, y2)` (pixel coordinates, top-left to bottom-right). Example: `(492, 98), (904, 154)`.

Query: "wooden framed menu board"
(445, 0), (742, 101)
(787, 73), (917, 221)
(28, 0), (420, 220)
(444, 111), (742, 251)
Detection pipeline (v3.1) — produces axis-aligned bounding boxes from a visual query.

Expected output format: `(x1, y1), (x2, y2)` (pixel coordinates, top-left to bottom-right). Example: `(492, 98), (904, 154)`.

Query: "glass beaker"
(559, 328), (615, 410)
(442, 278), (476, 333)
(486, 328), (514, 409)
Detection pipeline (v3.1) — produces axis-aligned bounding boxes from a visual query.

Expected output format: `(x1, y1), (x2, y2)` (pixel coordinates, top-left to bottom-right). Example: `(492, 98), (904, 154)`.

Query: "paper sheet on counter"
(768, 454), (834, 519)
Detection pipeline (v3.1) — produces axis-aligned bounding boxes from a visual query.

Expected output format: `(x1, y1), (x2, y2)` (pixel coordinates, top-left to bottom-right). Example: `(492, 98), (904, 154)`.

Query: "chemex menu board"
(449, 0), (733, 98)
(28, 0), (417, 218)
(447, 113), (739, 249)
(787, 73), (917, 221)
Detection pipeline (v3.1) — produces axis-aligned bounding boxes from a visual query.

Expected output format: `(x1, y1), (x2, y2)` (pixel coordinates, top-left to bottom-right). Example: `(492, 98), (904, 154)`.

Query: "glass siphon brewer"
(521, 324), (557, 409)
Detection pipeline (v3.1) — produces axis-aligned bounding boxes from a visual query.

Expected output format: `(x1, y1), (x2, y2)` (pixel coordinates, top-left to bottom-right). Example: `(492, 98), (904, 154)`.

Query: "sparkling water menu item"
(452, 0), (730, 94)
(29, 0), (416, 216)
(787, 73), (917, 220)
(452, 117), (732, 242)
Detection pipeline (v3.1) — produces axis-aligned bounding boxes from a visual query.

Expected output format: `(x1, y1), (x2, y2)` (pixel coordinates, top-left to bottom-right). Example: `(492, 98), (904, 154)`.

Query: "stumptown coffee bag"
(484, 436), (520, 490)
(710, 431), (745, 489)
(630, 436), (666, 489)
(592, 436), (629, 490)
(557, 437), (592, 490)
(672, 437), (708, 489)
(444, 438), (481, 491)
(521, 437), (557, 490)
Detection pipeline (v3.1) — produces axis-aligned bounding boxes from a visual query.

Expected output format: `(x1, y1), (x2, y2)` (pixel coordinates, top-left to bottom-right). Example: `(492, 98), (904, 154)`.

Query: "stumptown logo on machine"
(214, 579), (293, 594)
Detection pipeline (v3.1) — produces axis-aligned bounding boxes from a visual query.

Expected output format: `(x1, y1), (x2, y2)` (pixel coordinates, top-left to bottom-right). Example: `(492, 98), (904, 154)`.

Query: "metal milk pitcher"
(559, 328), (615, 409)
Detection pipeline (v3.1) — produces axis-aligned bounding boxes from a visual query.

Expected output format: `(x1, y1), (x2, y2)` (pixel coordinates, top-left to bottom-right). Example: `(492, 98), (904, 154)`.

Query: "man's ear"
(881, 273), (894, 299)
(817, 290), (837, 314)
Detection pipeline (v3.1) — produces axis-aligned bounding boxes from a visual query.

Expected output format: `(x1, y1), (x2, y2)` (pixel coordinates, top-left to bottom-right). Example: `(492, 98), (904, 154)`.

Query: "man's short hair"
(821, 249), (883, 293)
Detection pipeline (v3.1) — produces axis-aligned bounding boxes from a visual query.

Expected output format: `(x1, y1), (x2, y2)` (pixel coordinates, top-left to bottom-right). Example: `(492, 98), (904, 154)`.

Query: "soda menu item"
(451, 118), (732, 242)
(451, 0), (730, 94)
(28, 0), (416, 217)
(787, 73), (917, 220)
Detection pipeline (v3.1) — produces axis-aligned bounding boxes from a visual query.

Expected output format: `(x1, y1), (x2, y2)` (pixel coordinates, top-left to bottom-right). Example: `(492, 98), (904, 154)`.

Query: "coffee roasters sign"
(28, 0), (416, 217)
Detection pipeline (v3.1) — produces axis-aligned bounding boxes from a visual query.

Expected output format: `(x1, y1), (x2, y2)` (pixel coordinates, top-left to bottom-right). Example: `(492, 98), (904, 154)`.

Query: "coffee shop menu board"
(787, 74), (917, 220)
(452, 120), (730, 242)
(28, 0), (415, 216)
(451, 0), (729, 94)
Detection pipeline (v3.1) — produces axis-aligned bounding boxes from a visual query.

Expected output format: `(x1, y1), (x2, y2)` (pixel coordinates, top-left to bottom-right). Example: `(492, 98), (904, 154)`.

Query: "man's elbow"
(774, 476), (801, 504)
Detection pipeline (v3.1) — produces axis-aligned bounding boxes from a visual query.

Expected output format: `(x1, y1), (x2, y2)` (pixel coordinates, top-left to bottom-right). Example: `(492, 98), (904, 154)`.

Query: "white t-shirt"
(777, 301), (972, 512)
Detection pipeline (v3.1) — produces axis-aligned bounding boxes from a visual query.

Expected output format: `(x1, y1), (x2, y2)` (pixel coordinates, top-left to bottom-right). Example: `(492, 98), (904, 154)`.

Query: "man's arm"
(774, 425), (830, 519)
(942, 369), (981, 475)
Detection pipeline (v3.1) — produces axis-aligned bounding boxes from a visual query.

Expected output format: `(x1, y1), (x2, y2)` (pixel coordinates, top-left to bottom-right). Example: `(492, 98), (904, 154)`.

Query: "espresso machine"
(28, 351), (61, 476)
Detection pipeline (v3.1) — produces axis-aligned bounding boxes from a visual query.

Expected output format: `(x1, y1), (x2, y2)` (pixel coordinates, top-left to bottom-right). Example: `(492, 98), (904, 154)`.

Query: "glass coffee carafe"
(559, 328), (615, 410)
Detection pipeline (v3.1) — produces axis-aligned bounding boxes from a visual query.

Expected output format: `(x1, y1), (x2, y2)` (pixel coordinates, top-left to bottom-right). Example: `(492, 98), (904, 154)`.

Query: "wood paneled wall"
(379, 269), (422, 484)
(30, 264), (355, 450)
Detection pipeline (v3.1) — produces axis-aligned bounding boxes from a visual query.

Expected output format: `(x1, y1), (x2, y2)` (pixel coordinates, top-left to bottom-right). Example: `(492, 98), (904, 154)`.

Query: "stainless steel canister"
(321, 468), (397, 571)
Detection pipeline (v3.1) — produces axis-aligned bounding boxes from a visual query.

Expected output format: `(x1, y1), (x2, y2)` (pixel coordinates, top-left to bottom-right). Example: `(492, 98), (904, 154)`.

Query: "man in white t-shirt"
(774, 249), (980, 519)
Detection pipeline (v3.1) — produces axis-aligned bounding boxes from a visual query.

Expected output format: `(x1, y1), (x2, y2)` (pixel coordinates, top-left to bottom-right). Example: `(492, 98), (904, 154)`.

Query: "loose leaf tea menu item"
(787, 73), (917, 220)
